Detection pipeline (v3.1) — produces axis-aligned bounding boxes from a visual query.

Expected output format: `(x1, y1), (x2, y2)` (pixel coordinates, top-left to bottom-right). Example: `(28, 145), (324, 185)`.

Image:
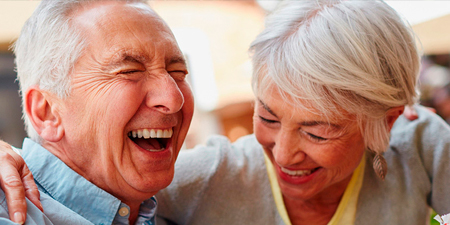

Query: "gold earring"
(373, 153), (387, 180)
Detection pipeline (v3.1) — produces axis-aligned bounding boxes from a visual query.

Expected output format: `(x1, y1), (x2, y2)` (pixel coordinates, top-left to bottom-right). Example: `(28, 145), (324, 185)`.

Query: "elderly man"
(0, 0), (193, 224)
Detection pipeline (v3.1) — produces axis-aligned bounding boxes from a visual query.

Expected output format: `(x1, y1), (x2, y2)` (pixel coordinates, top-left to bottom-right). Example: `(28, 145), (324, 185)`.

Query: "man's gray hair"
(250, 0), (420, 155)
(13, 0), (147, 142)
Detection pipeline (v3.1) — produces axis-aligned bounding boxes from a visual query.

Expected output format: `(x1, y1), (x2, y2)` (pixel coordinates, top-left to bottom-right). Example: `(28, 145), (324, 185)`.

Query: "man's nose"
(272, 131), (306, 167)
(145, 76), (184, 114)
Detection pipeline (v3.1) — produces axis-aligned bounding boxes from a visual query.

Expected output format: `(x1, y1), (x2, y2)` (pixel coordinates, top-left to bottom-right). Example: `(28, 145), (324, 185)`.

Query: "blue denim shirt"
(0, 138), (157, 225)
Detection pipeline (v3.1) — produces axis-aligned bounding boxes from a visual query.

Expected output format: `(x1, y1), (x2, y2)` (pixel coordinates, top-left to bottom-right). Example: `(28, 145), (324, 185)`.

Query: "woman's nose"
(272, 132), (306, 167)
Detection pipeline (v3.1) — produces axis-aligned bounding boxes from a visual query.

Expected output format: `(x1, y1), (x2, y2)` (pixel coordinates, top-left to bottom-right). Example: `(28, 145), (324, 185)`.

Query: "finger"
(0, 162), (27, 225)
(425, 106), (437, 113)
(403, 105), (418, 121)
(22, 167), (42, 212)
(0, 142), (28, 224)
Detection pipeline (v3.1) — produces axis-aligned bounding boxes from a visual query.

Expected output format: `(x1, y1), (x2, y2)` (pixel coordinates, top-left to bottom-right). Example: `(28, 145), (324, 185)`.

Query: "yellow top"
(263, 152), (366, 225)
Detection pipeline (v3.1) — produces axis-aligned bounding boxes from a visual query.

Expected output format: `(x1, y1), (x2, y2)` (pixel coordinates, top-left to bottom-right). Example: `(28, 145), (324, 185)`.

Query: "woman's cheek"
(254, 121), (274, 147)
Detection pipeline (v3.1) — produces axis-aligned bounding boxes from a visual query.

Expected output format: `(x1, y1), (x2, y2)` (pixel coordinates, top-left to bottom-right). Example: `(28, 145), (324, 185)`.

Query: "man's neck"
(129, 209), (138, 225)
(127, 201), (143, 225)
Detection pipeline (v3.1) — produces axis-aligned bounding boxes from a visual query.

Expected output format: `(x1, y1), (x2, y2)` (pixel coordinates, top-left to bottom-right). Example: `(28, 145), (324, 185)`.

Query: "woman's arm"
(0, 105), (431, 224)
(0, 140), (42, 224)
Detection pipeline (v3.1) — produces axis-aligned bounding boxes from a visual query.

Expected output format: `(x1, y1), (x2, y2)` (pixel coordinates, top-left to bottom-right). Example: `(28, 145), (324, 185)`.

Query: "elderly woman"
(1, 0), (450, 224)
(155, 1), (450, 224)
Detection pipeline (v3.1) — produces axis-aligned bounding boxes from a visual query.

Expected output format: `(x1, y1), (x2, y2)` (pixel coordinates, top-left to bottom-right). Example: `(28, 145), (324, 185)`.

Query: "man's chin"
(130, 168), (175, 193)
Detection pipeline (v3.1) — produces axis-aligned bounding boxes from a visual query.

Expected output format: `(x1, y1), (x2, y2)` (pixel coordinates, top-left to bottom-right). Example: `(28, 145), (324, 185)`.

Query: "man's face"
(57, 2), (194, 203)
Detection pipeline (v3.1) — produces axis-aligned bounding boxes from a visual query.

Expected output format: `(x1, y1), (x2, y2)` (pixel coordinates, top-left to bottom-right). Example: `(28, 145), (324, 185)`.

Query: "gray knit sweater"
(157, 106), (450, 225)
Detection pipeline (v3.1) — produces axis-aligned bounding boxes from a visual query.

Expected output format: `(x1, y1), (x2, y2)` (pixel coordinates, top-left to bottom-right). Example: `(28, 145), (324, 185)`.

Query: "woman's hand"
(0, 140), (42, 224)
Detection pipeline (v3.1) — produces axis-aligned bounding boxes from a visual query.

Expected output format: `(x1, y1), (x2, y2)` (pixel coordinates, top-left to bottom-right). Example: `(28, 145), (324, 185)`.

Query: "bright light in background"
(386, 1), (450, 25)
(256, 0), (450, 27)
(256, 0), (279, 12)
(172, 28), (218, 112)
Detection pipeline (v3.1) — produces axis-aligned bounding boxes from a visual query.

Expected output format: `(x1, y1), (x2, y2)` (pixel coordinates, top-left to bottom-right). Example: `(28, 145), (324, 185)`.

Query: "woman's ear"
(386, 106), (405, 131)
(24, 87), (64, 142)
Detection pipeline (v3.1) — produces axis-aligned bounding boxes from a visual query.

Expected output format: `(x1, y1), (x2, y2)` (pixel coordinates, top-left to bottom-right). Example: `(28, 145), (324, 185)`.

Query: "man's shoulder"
(20, 138), (115, 225)
(0, 189), (93, 225)
(40, 190), (94, 224)
(0, 189), (17, 224)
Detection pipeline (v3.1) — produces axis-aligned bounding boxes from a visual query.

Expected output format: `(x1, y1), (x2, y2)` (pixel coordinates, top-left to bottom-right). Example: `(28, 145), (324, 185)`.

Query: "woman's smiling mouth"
(280, 167), (320, 177)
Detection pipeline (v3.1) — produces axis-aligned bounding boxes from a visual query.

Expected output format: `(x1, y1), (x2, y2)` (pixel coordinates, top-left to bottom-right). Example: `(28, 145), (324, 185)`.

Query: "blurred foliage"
(431, 210), (440, 225)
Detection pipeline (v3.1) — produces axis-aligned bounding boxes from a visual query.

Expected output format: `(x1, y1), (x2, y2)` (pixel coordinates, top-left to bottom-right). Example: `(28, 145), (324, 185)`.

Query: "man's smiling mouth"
(128, 128), (172, 151)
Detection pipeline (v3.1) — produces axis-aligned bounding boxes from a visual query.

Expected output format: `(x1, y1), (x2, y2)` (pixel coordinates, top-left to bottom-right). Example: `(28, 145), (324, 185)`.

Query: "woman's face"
(253, 88), (366, 201)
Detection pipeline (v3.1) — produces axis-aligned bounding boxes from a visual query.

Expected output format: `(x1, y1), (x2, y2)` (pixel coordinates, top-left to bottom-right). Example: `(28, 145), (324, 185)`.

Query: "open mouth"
(127, 128), (172, 152)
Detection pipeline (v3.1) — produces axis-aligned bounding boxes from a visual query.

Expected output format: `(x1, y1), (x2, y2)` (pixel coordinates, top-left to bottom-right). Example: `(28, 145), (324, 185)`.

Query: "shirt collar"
(21, 138), (157, 225)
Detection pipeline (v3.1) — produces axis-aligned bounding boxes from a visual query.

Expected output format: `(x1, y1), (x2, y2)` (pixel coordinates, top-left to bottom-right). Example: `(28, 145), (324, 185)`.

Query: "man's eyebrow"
(123, 55), (145, 63)
(110, 52), (147, 65)
(167, 56), (186, 66)
(258, 99), (277, 117)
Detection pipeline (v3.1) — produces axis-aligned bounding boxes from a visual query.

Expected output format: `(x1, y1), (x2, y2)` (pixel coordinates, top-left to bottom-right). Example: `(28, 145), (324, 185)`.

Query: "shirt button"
(119, 207), (129, 217)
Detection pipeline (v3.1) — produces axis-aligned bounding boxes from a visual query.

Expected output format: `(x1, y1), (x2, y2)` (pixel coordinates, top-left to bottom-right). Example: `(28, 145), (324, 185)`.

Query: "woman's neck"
(283, 175), (352, 225)
(284, 196), (340, 225)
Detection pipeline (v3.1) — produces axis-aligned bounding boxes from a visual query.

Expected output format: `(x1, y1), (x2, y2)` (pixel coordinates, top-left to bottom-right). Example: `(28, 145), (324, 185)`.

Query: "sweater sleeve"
(391, 106), (450, 214)
(156, 135), (230, 224)
(156, 135), (276, 225)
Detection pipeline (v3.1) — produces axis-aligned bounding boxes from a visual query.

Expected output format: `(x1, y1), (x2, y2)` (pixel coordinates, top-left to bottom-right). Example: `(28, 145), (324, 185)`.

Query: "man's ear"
(25, 87), (64, 142)
(386, 106), (405, 131)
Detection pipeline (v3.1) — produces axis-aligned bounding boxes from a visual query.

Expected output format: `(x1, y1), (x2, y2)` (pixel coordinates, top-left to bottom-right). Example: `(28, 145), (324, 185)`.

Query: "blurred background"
(1, 1), (450, 149)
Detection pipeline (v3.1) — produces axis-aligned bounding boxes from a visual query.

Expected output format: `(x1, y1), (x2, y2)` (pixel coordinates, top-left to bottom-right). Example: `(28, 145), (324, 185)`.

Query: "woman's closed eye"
(306, 132), (328, 142)
(259, 116), (278, 124)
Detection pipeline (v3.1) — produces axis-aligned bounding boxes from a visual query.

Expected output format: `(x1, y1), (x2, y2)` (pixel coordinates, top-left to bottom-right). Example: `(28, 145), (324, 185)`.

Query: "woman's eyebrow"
(299, 121), (341, 129)
(258, 98), (342, 129)
(258, 99), (278, 117)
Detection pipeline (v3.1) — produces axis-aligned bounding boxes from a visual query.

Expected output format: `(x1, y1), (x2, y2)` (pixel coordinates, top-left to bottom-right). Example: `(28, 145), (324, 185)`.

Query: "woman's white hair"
(13, 0), (147, 142)
(250, 0), (420, 155)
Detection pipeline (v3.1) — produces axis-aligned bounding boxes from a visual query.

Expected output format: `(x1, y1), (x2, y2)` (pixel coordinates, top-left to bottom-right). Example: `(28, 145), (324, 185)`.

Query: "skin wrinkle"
(258, 105), (348, 145)
(258, 98), (344, 133)
(31, 3), (194, 223)
(254, 86), (365, 210)
(247, 1), (418, 224)
(106, 50), (149, 70)
(8, 1), (194, 223)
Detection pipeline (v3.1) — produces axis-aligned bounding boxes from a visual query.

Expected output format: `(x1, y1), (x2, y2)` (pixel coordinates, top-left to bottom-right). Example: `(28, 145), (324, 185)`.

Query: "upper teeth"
(128, 128), (173, 139)
(281, 167), (314, 176)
